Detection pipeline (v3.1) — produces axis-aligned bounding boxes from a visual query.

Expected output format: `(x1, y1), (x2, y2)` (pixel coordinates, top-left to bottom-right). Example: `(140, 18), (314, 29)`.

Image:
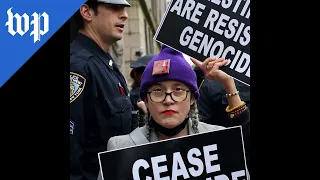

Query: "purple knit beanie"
(140, 45), (200, 100)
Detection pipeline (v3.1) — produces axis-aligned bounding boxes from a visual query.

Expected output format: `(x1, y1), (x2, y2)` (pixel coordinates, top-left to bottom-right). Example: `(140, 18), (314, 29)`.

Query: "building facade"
(122, 0), (169, 88)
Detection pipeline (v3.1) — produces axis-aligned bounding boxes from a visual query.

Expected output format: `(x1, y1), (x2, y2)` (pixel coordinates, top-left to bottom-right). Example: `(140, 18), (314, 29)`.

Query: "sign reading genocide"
(154, 0), (250, 86)
(98, 126), (248, 180)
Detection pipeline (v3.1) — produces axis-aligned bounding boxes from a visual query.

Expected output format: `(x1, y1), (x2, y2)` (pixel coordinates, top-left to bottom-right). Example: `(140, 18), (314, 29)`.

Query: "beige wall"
(122, 0), (168, 89)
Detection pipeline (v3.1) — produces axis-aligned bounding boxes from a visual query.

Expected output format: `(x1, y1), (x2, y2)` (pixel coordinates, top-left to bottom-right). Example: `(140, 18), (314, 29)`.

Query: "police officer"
(70, 1), (136, 180)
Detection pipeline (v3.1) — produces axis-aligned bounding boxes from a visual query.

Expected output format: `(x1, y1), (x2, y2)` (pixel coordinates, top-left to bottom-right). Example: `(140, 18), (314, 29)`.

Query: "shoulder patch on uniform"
(70, 72), (86, 103)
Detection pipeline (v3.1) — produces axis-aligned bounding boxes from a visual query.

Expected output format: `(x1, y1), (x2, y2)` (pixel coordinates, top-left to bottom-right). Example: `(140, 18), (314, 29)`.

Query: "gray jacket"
(107, 120), (224, 151)
(97, 121), (249, 180)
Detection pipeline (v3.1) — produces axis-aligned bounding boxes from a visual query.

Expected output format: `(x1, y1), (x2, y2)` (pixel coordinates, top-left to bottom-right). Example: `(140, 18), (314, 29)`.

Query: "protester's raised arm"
(190, 57), (242, 108)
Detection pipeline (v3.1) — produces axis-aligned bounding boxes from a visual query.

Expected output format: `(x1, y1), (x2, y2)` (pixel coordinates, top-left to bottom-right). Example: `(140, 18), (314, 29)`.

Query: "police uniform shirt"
(70, 33), (136, 180)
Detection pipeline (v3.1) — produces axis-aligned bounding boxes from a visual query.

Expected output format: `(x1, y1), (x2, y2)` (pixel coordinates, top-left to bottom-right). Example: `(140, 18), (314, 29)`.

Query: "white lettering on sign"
(131, 144), (247, 180)
(179, 26), (250, 77)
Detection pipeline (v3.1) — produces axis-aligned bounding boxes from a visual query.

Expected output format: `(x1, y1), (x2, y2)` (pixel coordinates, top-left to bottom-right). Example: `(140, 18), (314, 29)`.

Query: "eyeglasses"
(147, 89), (190, 103)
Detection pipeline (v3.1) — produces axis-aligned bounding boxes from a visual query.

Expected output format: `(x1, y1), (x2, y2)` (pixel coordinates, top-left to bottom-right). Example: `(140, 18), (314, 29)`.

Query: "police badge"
(70, 72), (86, 103)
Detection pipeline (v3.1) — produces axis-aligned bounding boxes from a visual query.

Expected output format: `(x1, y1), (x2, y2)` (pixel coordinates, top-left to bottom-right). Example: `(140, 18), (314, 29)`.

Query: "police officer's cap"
(97, 0), (131, 7)
(130, 54), (156, 68)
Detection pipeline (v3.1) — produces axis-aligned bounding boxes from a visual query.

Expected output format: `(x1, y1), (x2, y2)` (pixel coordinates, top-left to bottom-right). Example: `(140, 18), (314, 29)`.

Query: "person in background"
(194, 65), (250, 127)
(129, 53), (156, 126)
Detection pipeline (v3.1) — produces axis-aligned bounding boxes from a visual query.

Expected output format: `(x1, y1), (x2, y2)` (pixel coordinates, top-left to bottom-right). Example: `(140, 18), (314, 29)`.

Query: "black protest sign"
(154, 0), (250, 86)
(98, 126), (248, 180)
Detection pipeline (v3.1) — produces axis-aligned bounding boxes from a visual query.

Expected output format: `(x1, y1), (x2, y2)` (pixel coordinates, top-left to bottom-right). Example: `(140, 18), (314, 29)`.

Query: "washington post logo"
(5, 7), (49, 43)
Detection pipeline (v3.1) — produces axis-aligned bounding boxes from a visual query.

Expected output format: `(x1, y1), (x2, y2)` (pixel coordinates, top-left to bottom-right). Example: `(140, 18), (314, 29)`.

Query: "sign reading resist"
(154, 0), (250, 86)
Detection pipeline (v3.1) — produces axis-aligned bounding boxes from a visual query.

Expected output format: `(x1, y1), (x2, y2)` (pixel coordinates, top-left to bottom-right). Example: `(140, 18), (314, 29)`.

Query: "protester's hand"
(137, 100), (148, 114)
(190, 57), (231, 85)
(191, 57), (242, 108)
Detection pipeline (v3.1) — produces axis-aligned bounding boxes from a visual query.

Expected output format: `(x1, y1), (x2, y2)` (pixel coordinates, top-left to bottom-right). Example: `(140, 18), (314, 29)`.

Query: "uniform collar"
(76, 32), (115, 70)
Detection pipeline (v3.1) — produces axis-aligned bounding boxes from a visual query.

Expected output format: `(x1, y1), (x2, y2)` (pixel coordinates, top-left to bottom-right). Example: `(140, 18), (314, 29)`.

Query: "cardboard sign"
(98, 126), (248, 180)
(154, 0), (250, 86)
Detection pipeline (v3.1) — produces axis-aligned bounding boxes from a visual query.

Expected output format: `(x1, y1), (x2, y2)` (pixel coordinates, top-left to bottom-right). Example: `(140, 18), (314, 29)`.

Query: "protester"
(97, 45), (250, 179)
(70, 1), (135, 180)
